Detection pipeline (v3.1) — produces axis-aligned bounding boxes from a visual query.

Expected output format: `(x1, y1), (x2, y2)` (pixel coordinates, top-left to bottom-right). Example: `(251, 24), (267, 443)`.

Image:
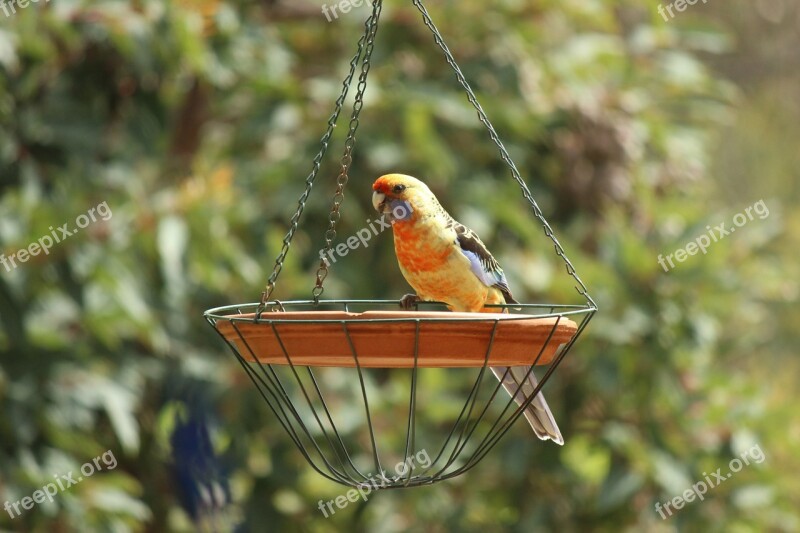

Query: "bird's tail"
(490, 366), (564, 445)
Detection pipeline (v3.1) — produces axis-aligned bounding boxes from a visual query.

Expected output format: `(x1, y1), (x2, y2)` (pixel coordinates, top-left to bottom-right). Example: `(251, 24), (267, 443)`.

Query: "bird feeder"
(205, 0), (596, 489)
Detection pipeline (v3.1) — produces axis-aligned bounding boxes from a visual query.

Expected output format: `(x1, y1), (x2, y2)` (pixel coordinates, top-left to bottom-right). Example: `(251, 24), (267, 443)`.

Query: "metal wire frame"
(206, 0), (600, 489)
(205, 300), (595, 489)
(410, 0), (595, 310)
(257, 0), (383, 315)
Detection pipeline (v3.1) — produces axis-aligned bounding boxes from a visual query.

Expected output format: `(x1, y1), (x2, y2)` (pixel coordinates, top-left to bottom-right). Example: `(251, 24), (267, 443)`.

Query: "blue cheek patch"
(388, 199), (414, 221)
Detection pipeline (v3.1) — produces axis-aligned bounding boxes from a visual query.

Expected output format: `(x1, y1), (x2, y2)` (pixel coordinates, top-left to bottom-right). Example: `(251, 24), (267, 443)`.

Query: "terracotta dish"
(216, 310), (578, 368)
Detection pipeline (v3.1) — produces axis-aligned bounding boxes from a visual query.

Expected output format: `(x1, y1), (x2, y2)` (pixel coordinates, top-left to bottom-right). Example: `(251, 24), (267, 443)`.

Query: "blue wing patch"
(460, 247), (507, 288)
(452, 222), (517, 304)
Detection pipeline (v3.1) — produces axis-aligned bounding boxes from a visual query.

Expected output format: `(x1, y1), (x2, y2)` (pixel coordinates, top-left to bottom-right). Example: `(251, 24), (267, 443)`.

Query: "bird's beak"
(372, 191), (386, 213)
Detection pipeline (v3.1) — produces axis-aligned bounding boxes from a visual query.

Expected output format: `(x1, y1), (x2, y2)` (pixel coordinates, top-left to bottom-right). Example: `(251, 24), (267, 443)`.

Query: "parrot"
(372, 173), (564, 445)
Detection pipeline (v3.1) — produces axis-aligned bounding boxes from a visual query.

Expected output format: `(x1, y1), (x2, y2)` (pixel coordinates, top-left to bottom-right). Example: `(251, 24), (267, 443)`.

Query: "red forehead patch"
(372, 177), (390, 193)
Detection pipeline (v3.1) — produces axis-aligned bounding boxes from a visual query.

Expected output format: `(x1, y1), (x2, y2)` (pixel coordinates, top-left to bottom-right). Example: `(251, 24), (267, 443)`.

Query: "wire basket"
(205, 300), (594, 488)
(204, 0), (597, 488)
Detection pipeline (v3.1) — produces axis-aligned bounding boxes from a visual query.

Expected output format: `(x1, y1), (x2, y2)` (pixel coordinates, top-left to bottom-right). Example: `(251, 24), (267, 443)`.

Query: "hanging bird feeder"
(205, 0), (596, 490)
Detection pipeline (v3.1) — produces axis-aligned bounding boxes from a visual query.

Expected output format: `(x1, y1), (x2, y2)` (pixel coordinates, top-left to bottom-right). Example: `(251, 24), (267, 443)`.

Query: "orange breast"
(393, 221), (452, 274)
(390, 216), (493, 312)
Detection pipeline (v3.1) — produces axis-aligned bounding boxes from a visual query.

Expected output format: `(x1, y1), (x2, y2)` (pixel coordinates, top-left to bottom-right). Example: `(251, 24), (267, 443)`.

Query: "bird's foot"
(399, 294), (421, 310)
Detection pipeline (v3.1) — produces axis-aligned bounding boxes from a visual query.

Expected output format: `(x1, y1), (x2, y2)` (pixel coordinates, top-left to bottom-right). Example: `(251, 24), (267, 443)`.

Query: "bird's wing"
(451, 221), (518, 304)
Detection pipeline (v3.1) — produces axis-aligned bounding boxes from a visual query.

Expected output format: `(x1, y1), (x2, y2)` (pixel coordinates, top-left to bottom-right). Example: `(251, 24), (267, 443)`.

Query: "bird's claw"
(399, 294), (421, 310)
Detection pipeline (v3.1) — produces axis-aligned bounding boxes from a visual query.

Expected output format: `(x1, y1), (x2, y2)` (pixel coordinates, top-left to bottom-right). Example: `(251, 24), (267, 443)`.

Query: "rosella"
(372, 173), (563, 444)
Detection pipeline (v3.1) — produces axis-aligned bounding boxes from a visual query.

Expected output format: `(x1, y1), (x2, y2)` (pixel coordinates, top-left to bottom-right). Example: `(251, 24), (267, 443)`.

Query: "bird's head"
(372, 173), (436, 223)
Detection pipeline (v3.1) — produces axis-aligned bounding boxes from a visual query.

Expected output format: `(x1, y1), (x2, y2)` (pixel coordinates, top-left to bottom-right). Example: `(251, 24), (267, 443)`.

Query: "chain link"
(411, 0), (596, 309)
(260, 0), (594, 312)
(256, 1), (383, 316)
(312, 0), (383, 303)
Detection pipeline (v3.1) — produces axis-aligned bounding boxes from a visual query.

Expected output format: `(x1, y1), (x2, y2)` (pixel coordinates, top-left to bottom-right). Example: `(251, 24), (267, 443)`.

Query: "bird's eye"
(392, 184), (406, 194)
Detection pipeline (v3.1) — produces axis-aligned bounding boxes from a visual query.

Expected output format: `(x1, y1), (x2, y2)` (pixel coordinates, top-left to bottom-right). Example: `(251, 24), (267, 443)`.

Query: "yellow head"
(371, 173), (440, 222)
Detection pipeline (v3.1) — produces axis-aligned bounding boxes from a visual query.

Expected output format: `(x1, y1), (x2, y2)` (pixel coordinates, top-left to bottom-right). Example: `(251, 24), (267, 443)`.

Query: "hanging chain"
(312, 0), (383, 303)
(411, 0), (596, 309)
(256, 1), (383, 317)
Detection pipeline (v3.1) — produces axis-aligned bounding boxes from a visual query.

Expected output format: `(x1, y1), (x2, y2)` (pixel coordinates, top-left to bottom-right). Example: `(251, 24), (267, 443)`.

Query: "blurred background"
(1, 0), (798, 531)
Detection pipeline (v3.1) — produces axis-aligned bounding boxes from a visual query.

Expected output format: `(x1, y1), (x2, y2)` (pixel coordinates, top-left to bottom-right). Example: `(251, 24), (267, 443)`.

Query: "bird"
(372, 173), (564, 445)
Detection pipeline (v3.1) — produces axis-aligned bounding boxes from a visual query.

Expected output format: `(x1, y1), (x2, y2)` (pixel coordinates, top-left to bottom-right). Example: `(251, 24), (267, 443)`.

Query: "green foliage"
(1, 0), (797, 531)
